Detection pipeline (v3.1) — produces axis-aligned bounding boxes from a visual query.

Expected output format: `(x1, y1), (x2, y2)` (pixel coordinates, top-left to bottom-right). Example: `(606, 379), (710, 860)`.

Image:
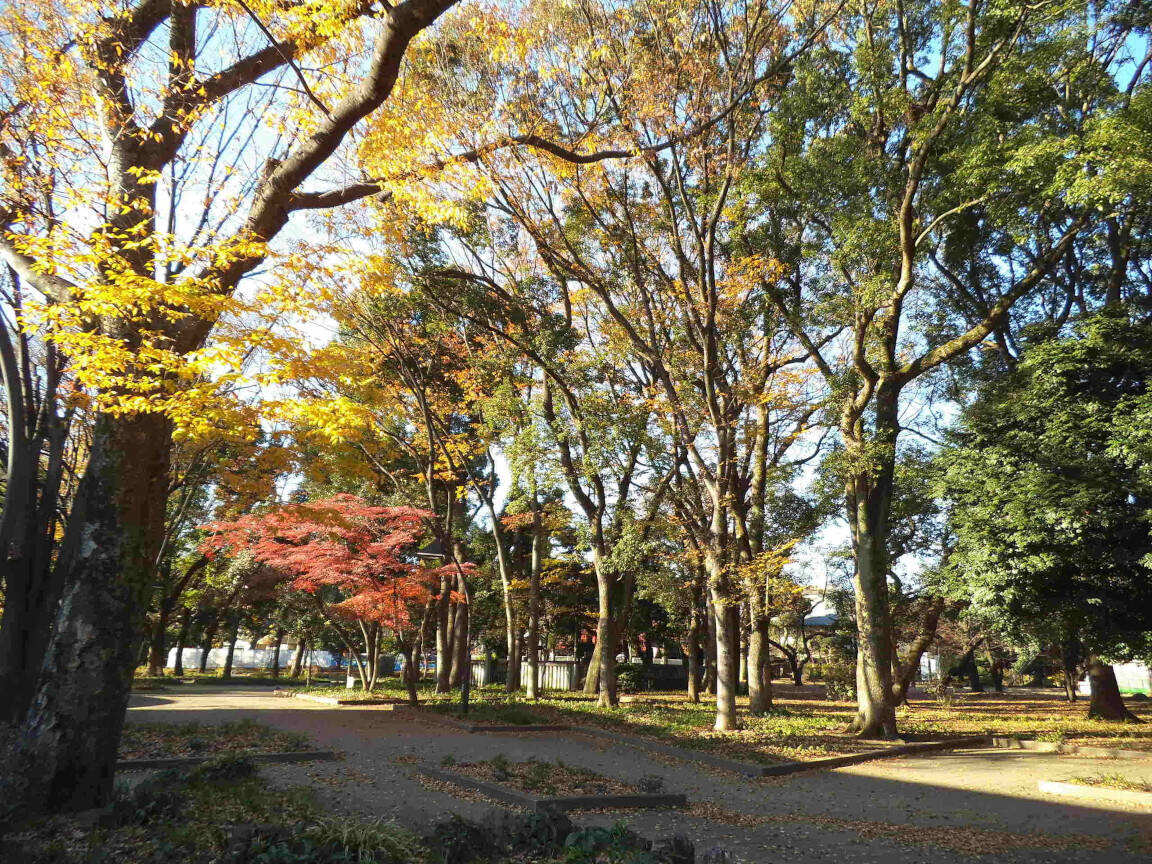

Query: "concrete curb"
(415, 766), (686, 812)
(274, 690), (400, 707)
(117, 750), (340, 771)
(758, 736), (990, 776)
(397, 706), (570, 733)
(1037, 780), (1152, 806)
(577, 726), (988, 777)
(575, 726), (765, 776)
(990, 736), (1152, 760)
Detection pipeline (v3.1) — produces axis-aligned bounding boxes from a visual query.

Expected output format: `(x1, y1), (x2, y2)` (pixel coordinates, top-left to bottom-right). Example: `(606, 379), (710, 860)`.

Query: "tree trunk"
(146, 605), (170, 678)
(1086, 659), (1140, 722)
(221, 617), (241, 680)
(449, 570), (469, 689)
(289, 640), (306, 679)
(891, 596), (944, 704)
(1, 412), (172, 817)
(583, 637), (601, 695)
(435, 573), (452, 692)
(747, 612), (772, 715)
(703, 594), (718, 696)
(594, 567), (618, 707)
(711, 592), (740, 731)
(1061, 636), (1081, 703)
(172, 608), (191, 677)
(986, 646), (1004, 693)
(525, 524), (543, 700)
(402, 644), (419, 705)
(685, 606), (702, 703)
(269, 627), (284, 677)
(847, 541), (897, 738)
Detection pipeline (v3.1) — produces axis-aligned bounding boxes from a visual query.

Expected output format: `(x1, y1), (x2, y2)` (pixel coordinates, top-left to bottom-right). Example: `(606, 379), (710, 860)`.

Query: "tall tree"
(758, 0), (1146, 736)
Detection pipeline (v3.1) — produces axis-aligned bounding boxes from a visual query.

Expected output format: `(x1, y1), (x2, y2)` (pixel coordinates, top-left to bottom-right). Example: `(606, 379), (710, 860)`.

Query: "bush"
(822, 663), (856, 701)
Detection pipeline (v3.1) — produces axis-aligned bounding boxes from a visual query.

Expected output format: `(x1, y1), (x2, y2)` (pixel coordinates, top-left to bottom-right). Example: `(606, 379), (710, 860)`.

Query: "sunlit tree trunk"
(289, 640), (306, 679)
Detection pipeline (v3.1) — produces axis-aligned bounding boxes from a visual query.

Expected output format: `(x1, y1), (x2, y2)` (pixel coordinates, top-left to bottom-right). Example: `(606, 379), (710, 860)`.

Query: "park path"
(127, 687), (1152, 863)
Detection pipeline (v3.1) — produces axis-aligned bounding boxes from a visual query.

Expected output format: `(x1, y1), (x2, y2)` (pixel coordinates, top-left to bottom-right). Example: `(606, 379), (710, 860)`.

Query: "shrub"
(822, 663), (856, 701)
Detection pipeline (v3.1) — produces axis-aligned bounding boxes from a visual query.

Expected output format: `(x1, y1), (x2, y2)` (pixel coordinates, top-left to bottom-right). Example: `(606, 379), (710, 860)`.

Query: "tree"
(203, 494), (469, 697)
(759, 0), (1145, 737)
(0, 0), (469, 816)
(941, 311), (1152, 721)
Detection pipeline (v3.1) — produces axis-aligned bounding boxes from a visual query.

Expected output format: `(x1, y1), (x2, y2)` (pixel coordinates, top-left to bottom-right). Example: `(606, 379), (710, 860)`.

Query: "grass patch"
(451, 755), (636, 797)
(1068, 774), (1152, 793)
(118, 719), (309, 760)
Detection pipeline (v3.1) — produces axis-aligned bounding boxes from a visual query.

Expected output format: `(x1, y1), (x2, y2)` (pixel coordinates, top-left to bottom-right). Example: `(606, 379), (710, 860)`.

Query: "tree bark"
(845, 495), (898, 737)
(1086, 659), (1140, 722)
(711, 592), (740, 731)
(435, 573), (452, 692)
(449, 570), (469, 689)
(747, 609), (772, 715)
(593, 565), (618, 707)
(289, 639), (306, 679)
(0, 413), (172, 816)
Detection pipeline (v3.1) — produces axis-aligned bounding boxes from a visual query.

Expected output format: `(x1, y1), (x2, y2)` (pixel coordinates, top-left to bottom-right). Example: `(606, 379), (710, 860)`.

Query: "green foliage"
(941, 312), (1152, 660)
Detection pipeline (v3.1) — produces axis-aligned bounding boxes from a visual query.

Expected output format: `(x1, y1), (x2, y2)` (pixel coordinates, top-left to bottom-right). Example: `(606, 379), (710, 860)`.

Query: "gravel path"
(127, 687), (1152, 863)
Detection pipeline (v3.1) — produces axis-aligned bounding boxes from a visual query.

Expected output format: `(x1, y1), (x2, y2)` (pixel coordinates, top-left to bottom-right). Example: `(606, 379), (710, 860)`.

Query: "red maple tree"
(202, 494), (467, 699)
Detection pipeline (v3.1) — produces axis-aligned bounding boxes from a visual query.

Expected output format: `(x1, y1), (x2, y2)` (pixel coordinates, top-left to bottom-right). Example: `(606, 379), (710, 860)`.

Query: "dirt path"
(127, 688), (1152, 863)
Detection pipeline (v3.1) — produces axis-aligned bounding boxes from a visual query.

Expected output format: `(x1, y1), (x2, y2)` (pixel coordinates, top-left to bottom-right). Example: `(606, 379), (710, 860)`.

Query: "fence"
(469, 659), (582, 690)
(166, 646), (341, 671)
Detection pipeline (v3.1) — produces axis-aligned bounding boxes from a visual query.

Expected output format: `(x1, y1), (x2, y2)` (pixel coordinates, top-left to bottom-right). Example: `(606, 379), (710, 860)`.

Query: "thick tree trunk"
(594, 570), (618, 707)
(711, 592), (740, 731)
(449, 567), (469, 689)
(289, 640), (306, 679)
(747, 613), (772, 715)
(847, 537), (897, 738)
(583, 637), (601, 695)
(172, 608), (191, 677)
(1087, 659), (1140, 722)
(0, 413), (172, 817)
